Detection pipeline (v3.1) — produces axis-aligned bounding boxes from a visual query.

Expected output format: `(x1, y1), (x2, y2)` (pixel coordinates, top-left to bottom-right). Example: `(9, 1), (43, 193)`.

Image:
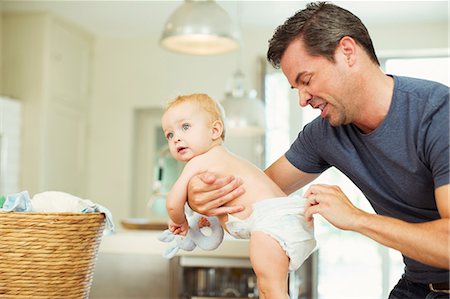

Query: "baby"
(161, 93), (316, 299)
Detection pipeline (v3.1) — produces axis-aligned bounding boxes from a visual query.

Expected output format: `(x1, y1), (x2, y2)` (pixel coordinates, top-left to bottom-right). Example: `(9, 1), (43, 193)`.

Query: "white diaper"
(225, 195), (316, 271)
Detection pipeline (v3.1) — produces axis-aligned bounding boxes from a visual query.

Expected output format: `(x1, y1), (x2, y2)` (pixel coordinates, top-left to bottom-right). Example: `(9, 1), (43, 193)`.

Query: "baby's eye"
(166, 132), (173, 140)
(182, 123), (191, 131)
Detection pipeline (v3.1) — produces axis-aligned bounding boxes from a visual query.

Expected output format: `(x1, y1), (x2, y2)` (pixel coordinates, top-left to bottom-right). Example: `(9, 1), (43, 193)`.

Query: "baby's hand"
(198, 217), (211, 228)
(168, 219), (189, 236)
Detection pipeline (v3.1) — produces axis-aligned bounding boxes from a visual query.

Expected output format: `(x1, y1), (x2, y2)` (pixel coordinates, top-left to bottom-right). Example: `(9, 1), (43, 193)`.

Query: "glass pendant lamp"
(221, 70), (265, 136)
(160, 0), (240, 55)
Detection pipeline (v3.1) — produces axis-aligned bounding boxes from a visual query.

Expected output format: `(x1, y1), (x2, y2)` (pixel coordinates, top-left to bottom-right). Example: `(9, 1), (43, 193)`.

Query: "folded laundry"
(1, 190), (114, 233)
(1, 190), (32, 212)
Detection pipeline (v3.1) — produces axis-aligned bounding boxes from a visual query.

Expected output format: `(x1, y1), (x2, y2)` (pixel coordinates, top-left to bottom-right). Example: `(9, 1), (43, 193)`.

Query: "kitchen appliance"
(170, 250), (318, 298)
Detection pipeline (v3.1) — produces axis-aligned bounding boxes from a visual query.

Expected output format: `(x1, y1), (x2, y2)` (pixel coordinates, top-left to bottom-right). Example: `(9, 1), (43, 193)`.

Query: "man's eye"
(182, 123), (190, 130)
(166, 132), (173, 140)
(305, 76), (312, 86)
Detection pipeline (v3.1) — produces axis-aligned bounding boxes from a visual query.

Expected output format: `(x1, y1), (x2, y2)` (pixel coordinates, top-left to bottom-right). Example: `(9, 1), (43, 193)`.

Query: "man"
(187, 2), (449, 298)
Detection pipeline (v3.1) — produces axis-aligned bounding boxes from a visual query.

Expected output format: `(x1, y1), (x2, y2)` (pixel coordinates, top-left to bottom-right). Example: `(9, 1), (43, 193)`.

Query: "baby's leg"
(249, 231), (289, 299)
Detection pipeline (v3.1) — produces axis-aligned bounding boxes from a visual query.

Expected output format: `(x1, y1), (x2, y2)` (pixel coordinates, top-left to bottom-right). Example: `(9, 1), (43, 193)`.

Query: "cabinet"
(1, 12), (92, 196)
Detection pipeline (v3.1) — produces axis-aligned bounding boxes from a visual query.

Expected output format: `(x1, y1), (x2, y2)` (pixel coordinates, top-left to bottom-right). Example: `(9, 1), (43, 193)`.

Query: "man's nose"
(298, 88), (312, 107)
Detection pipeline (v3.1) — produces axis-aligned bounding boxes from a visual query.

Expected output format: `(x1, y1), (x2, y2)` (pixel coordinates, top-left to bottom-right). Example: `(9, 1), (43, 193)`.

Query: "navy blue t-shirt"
(285, 75), (449, 283)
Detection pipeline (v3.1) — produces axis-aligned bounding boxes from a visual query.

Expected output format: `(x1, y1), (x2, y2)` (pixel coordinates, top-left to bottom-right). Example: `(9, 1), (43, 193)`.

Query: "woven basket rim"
(0, 212), (105, 215)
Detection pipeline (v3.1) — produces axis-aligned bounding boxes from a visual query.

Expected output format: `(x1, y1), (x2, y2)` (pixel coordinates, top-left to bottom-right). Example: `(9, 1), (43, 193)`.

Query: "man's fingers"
(305, 195), (318, 209)
(198, 186), (245, 215)
(211, 175), (238, 190)
(305, 184), (341, 197)
(194, 174), (237, 192)
(212, 177), (243, 199)
(210, 184), (245, 207)
(199, 172), (217, 184)
(207, 205), (245, 217)
(305, 204), (320, 222)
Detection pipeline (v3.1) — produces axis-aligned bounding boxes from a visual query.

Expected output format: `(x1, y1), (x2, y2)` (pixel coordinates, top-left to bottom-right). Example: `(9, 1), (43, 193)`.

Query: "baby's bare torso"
(196, 146), (286, 224)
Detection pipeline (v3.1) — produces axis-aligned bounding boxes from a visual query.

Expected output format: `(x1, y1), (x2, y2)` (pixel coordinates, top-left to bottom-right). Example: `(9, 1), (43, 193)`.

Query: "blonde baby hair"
(166, 93), (226, 140)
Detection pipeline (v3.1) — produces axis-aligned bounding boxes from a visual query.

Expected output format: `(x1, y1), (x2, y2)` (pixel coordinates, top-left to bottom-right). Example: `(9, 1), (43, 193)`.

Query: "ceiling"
(1, 1), (448, 38)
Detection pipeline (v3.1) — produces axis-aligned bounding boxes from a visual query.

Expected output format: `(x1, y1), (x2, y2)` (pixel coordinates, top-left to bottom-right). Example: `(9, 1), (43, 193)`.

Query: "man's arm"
(265, 155), (320, 194)
(305, 183), (450, 269)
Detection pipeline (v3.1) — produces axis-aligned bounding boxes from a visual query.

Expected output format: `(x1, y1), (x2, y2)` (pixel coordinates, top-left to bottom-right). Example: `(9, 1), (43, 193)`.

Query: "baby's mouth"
(177, 146), (187, 153)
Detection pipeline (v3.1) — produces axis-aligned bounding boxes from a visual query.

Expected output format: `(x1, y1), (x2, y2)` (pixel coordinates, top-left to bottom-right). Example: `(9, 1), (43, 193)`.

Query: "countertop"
(98, 229), (250, 258)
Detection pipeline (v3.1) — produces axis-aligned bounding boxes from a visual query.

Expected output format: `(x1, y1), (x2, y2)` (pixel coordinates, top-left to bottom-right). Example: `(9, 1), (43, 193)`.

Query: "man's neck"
(353, 70), (394, 134)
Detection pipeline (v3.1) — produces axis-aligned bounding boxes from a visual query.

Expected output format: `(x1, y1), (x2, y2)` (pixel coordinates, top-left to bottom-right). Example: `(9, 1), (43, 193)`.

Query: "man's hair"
(267, 1), (379, 68)
(166, 93), (226, 140)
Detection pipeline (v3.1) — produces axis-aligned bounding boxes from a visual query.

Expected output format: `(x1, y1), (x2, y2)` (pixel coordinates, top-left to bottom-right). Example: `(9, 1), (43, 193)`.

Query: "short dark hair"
(267, 1), (380, 68)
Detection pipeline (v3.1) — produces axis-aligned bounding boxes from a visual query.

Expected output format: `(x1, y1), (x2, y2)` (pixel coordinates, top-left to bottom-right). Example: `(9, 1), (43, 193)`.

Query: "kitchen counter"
(99, 229), (250, 258)
(92, 229), (251, 299)
(93, 229), (317, 298)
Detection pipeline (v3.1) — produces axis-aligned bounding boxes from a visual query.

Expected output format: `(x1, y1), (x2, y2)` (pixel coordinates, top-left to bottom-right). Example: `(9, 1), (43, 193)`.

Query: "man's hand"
(304, 184), (365, 231)
(187, 172), (245, 216)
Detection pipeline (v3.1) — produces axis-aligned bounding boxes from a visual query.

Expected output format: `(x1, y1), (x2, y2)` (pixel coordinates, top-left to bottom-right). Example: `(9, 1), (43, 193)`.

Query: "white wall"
(370, 21), (448, 56)
(87, 21), (448, 224)
(0, 2), (3, 93)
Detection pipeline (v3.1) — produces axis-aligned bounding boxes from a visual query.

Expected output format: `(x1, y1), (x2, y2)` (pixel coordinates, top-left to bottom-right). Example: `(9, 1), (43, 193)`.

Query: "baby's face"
(162, 102), (214, 161)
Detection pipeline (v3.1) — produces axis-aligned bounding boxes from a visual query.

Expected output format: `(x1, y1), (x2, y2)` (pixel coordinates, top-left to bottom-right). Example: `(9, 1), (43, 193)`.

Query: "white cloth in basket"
(1, 190), (114, 233)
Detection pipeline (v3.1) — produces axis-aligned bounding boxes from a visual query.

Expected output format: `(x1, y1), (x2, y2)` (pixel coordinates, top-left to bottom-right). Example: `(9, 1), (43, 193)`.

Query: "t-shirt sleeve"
(421, 92), (450, 188)
(285, 119), (331, 174)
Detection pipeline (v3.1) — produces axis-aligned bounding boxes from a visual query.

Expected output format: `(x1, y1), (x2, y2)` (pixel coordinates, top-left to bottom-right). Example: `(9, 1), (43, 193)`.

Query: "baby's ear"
(211, 120), (224, 140)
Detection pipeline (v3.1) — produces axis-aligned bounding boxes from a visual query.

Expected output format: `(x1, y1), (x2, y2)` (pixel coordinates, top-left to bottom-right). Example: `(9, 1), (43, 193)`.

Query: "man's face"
(280, 38), (354, 126)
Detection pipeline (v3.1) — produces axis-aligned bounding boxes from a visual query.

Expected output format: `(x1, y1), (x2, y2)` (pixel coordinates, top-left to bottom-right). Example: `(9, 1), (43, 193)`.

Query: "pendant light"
(221, 70), (265, 136)
(220, 1), (265, 136)
(160, 0), (240, 55)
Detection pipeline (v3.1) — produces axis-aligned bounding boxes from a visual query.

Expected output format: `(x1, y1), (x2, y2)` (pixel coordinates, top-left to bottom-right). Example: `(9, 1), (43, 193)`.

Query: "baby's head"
(162, 93), (226, 161)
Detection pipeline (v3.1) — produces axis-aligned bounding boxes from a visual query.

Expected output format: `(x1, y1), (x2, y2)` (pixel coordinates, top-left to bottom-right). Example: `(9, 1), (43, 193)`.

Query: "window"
(384, 56), (449, 86)
(264, 55), (448, 298)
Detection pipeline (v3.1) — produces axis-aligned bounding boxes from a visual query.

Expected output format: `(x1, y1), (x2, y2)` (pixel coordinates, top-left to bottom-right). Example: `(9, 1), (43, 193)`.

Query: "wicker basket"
(0, 212), (106, 299)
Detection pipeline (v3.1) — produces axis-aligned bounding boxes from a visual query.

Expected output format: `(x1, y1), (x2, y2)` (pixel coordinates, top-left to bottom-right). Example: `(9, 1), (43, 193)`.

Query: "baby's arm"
(166, 157), (207, 234)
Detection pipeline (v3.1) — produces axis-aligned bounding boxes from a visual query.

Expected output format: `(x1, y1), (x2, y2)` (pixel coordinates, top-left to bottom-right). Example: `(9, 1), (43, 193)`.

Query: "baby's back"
(204, 146), (286, 219)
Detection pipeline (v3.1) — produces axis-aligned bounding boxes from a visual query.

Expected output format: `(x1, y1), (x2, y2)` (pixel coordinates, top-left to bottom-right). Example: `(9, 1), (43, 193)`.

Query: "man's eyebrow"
(291, 71), (308, 89)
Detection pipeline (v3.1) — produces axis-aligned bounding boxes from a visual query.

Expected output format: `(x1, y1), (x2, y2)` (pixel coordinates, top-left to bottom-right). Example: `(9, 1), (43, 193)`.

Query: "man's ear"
(338, 36), (357, 66)
(211, 120), (224, 140)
